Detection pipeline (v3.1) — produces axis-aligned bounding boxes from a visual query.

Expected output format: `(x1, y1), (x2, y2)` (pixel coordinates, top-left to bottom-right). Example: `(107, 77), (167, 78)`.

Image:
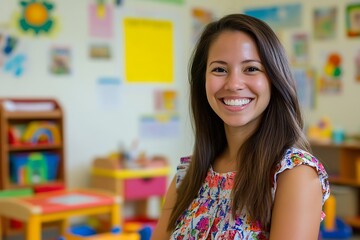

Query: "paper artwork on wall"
(124, 17), (173, 84)
(355, 49), (360, 82)
(97, 77), (123, 109)
(89, 43), (112, 59)
(243, 4), (302, 29)
(293, 68), (316, 110)
(17, 0), (57, 36)
(154, 89), (177, 112)
(49, 46), (71, 75)
(88, 2), (114, 39)
(0, 32), (27, 77)
(319, 52), (342, 94)
(139, 114), (180, 139)
(346, 4), (360, 37)
(313, 7), (337, 40)
(291, 32), (309, 66)
(191, 8), (215, 44)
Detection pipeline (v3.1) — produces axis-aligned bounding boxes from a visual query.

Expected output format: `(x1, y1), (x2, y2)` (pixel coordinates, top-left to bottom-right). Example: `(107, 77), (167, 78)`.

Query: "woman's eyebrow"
(208, 60), (227, 66)
(241, 59), (262, 64)
(208, 59), (262, 66)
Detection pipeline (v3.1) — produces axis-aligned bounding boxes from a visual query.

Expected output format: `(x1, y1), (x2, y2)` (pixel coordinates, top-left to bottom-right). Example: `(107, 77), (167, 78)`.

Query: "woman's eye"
(212, 67), (226, 73)
(245, 66), (260, 72)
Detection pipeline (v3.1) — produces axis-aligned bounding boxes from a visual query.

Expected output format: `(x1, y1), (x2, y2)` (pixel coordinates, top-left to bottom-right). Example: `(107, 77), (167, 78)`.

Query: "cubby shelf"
(311, 141), (360, 228)
(0, 98), (66, 191)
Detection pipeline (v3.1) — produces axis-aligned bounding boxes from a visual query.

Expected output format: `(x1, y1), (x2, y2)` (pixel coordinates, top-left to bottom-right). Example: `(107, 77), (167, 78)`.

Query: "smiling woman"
(152, 13), (330, 240)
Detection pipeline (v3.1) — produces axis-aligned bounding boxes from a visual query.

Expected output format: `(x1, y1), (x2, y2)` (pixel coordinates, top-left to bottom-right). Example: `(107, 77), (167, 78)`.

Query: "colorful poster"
(293, 68), (316, 109)
(154, 89), (177, 111)
(49, 46), (71, 75)
(191, 8), (214, 44)
(88, 2), (114, 38)
(319, 52), (342, 94)
(291, 32), (309, 66)
(89, 43), (111, 59)
(346, 4), (360, 37)
(17, 0), (58, 36)
(244, 4), (302, 29)
(0, 32), (27, 77)
(313, 7), (337, 40)
(124, 18), (173, 83)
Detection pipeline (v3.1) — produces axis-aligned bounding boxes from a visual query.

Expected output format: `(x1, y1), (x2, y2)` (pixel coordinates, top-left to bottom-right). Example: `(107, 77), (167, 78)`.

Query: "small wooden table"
(0, 188), (121, 240)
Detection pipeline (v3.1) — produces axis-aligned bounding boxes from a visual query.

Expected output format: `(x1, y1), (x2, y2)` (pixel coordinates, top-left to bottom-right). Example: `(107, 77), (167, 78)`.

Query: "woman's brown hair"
(168, 13), (310, 231)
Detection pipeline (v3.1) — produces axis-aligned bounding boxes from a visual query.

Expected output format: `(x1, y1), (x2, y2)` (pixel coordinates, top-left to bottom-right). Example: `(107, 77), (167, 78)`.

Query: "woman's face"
(205, 30), (271, 130)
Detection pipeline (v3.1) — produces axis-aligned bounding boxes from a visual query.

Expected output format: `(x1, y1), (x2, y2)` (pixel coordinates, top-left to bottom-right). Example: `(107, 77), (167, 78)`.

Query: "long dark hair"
(168, 13), (309, 231)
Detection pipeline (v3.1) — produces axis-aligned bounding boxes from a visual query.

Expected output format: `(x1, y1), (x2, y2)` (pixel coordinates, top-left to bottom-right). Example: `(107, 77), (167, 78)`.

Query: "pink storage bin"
(124, 176), (166, 200)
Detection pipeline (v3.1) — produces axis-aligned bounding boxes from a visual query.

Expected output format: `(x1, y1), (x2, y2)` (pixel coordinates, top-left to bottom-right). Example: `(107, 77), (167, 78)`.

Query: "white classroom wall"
(0, 0), (360, 216)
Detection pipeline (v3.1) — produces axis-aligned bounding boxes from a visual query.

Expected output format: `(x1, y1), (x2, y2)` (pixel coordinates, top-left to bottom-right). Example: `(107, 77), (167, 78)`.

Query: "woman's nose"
(224, 71), (245, 91)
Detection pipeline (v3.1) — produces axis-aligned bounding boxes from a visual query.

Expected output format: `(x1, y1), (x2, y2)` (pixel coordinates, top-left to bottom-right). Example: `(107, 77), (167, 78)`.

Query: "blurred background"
(0, 0), (360, 239)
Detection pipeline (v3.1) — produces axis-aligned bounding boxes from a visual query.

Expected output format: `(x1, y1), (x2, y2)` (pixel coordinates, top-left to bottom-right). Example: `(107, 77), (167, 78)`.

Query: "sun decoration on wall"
(18, 0), (55, 35)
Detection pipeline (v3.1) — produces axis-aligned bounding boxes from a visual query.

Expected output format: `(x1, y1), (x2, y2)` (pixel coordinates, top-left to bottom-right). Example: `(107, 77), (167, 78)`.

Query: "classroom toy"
(60, 225), (140, 240)
(307, 117), (333, 143)
(8, 121), (61, 146)
(8, 125), (24, 145)
(320, 218), (352, 239)
(138, 225), (152, 240)
(124, 222), (152, 240)
(320, 194), (352, 239)
(324, 194), (336, 231)
(22, 121), (61, 145)
(10, 152), (60, 184)
(0, 188), (121, 240)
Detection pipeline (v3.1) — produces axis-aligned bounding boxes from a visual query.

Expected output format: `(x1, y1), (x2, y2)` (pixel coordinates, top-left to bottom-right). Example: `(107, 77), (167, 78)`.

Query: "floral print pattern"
(171, 148), (330, 240)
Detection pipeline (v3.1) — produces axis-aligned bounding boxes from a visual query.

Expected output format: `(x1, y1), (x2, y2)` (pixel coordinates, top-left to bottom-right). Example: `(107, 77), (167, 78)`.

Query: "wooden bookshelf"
(311, 141), (360, 228)
(0, 98), (66, 190)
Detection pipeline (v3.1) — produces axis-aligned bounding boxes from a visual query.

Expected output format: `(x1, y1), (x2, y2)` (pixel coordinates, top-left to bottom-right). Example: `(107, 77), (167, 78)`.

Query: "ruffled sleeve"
(175, 156), (191, 188)
(272, 148), (330, 220)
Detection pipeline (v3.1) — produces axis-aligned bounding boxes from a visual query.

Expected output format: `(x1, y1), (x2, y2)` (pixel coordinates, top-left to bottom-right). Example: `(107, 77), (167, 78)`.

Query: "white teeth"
(223, 98), (251, 106)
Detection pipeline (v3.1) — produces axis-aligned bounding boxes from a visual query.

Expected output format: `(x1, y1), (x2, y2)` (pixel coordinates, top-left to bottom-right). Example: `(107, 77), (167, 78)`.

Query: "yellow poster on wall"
(124, 17), (173, 83)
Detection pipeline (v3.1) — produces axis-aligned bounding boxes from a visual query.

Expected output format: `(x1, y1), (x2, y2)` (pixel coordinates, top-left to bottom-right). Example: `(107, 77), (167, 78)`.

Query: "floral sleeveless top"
(170, 147), (330, 240)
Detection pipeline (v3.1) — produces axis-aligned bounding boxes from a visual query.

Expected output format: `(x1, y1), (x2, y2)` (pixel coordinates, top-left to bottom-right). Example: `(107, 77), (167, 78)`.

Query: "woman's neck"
(224, 124), (257, 159)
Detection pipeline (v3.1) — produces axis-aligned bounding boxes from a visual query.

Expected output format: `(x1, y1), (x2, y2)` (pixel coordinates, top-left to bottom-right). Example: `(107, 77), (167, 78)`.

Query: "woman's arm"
(151, 176), (177, 240)
(270, 165), (323, 240)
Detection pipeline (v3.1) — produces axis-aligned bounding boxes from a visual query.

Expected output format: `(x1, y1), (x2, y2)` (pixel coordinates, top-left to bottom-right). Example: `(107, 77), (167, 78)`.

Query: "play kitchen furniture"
(90, 157), (170, 218)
